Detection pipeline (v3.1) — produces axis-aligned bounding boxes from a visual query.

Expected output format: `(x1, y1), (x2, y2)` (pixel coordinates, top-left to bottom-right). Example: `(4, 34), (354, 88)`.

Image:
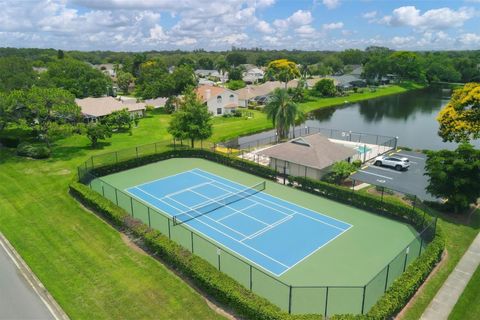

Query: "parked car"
(374, 155), (410, 171)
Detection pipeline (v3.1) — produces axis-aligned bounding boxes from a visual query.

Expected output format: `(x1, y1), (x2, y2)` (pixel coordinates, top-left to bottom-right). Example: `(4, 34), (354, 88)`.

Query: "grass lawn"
(399, 209), (480, 320)
(449, 262), (480, 320)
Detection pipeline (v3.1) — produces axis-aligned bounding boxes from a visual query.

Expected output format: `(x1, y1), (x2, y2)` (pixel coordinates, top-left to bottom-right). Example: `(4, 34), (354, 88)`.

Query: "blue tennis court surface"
(126, 168), (352, 276)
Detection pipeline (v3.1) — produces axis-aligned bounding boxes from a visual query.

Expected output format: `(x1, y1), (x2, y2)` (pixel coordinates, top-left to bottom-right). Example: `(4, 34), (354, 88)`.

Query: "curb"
(0, 232), (69, 320)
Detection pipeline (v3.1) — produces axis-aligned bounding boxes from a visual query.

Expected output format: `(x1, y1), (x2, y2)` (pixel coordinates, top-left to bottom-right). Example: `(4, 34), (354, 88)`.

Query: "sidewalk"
(420, 231), (480, 320)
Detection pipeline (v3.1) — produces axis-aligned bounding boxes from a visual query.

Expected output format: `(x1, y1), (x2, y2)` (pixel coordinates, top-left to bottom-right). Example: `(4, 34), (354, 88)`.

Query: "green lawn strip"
(0, 151), (224, 319)
(299, 82), (425, 114)
(400, 209), (480, 320)
(449, 259), (480, 320)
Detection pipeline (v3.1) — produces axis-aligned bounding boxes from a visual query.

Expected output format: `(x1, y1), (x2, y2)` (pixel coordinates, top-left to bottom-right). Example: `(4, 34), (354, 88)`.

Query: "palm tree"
(265, 88), (298, 140)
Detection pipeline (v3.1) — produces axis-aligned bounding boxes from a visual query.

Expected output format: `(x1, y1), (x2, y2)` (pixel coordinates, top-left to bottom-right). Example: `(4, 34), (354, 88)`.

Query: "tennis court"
(126, 168), (352, 276)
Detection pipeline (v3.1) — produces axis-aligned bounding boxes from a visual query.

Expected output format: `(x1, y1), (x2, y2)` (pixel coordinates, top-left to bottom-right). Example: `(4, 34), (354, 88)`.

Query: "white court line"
(133, 169), (201, 188)
(358, 170), (393, 180)
(242, 214), (294, 241)
(162, 181), (215, 199)
(189, 189), (269, 226)
(394, 153), (425, 160)
(216, 203), (259, 222)
(190, 170), (349, 232)
(166, 195), (249, 238)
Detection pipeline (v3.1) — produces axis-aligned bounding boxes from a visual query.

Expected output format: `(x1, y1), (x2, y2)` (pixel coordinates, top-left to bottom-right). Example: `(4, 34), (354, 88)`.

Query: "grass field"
(449, 263), (480, 320)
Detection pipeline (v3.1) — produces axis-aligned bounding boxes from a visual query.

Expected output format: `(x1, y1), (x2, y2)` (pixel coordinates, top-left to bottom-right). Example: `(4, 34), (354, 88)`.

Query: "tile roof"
(196, 85), (228, 102)
(260, 134), (357, 170)
(76, 97), (145, 118)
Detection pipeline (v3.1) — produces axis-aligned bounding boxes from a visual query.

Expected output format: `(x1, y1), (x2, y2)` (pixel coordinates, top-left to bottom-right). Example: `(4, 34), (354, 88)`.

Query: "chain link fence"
(77, 143), (437, 316)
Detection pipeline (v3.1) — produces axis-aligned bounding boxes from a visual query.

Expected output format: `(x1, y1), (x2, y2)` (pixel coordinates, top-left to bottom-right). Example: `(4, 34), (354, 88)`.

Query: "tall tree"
(85, 123), (112, 147)
(264, 88), (299, 139)
(388, 51), (425, 82)
(226, 52), (247, 67)
(167, 89), (212, 148)
(22, 87), (81, 146)
(425, 143), (480, 214)
(116, 71), (135, 94)
(313, 79), (336, 97)
(265, 59), (300, 89)
(0, 57), (36, 92)
(437, 82), (480, 142)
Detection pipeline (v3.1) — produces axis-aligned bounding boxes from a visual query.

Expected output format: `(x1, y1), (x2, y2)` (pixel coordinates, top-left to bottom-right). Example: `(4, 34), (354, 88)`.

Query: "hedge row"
(70, 181), (321, 320)
(87, 149), (277, 182)
(76, 149), (444, 319)
(288, 176), (430, 231)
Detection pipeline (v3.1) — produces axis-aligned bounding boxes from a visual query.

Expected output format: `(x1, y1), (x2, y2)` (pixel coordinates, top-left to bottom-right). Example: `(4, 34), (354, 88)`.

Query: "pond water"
(237, 85), (479, 150)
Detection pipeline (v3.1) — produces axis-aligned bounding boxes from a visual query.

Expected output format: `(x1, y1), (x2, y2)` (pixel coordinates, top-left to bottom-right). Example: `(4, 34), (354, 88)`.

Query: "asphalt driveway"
(351, 150), (437, 201)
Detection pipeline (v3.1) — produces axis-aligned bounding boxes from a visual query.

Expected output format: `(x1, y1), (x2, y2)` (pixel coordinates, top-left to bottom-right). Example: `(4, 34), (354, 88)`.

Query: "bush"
(323, 161), (357, 184)
(16, 142), (51, 159)
(145, 105), (155, 112)
(352, 160), (362, 168)
(0, 136), (21, 148)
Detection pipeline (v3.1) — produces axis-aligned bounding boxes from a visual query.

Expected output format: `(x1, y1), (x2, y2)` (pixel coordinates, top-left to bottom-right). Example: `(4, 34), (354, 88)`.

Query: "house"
(144, 97), (168, 109)
(196, 85), (239, 116)
(259, 134), (357, 180)
(243, 67), (265, 84)
(331, 75), (366, 90)
(76, 97), (146, 122)
(195, 69), (228, 83)
(93, 64), (119, 78)
(236, 81), (284, 107)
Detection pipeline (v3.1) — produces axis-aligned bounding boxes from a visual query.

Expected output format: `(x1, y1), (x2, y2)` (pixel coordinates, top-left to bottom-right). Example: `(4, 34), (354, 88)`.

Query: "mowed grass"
(449, 263), (480, 320)
(400, 209), (480, 320)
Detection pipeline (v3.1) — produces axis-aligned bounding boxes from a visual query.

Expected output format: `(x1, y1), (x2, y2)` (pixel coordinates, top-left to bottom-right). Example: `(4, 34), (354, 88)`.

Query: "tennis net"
(172, 181), (266, 225)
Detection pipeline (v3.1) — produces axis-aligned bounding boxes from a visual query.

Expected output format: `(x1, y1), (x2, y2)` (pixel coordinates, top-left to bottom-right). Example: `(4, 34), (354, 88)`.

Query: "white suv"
(374, 155), (410, 171)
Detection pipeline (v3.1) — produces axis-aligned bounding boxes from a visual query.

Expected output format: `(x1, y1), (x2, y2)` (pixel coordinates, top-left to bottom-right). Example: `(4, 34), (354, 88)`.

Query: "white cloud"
(322, 0), (340, 9)
(256, 20), (274, 33)
(380, 6), (475, 31)
(149, 24), (168, 42)
(175, 37), (197, 46)
(458, 33), (480, 45)
(391, 36), (414, 46)
(295, 25), (315, 34)
(362, 11), (377, 19)
(273, 9), (313, 30)
(322, 22), (343, 30)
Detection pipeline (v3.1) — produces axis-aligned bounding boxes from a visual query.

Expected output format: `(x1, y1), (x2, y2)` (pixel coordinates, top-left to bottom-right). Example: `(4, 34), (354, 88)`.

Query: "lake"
(236, 85), (479, 151)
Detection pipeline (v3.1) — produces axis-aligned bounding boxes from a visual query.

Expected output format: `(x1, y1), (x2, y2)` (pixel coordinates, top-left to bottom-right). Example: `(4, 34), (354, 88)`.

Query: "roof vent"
(291, 137), (311, 147)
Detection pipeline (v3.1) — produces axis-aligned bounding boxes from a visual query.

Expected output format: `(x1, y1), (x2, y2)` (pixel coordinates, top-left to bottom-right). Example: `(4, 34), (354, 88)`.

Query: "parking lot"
(351, 150), (437, 201)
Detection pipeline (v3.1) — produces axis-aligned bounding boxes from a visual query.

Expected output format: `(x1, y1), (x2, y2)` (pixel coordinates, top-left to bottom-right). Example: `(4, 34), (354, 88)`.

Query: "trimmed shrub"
(0, 136), (21, 148)
(16, 142), (51, 159)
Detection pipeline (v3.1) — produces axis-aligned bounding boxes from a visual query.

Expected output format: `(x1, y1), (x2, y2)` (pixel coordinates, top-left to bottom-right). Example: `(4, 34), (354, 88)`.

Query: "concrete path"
(420, 231), (480, 320)
(0, 233), (69, 320)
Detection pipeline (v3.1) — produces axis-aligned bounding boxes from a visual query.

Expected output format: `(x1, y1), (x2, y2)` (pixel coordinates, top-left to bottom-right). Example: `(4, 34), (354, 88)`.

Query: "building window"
(217, 95), (222, 103)
(217, 108), (222, 115)
(229, 94), (234, 102)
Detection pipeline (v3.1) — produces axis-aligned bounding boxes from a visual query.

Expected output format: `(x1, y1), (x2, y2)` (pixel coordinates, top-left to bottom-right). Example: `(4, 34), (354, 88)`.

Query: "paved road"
(351, 150), (436, 201)
(0, 234), (64, 320)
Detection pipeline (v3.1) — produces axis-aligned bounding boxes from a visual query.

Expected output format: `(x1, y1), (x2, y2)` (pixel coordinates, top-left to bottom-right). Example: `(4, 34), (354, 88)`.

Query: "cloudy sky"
(1, 0), (480, 51)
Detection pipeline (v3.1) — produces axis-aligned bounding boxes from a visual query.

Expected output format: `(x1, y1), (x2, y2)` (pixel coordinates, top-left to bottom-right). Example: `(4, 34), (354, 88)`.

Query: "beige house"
(76, 97), (146, 122)
(196, 85), (239, 116)
(260, 134), (357, 180)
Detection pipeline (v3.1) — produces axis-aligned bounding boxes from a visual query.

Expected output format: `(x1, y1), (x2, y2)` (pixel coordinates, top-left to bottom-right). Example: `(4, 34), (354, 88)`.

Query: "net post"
(167, 219), (171, 239)
(361, 285), (367, 314)
(288, 286), (292, 314)
(324, 287), (329, 317)
(217, 249), (221, 270)
(403, 247), (410, 272)
(384, 264), (390, 293)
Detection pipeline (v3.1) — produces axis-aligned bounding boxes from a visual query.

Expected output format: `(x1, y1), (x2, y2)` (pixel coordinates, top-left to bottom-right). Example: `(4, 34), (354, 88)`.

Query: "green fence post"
(130, 197), (134, 217)
(217, 249), (221, 270)
(324, 287), (329, 317)
(288, 286), (292, 314)
(115, 151), (118, 163)
(191, 232), (194, 253)
(136, 147), (139, 158)
(101, 184), (105, 197)
(115, 188), (118, 205)
(384, 264), (390, 292)
(168, 219), (171, 239)
(403, 247), (410, 272)
(249, 265), (253, 290)
(147, 207), (151, 227)
(361, 285), (367, 314)
(419, 237), (423, 256)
